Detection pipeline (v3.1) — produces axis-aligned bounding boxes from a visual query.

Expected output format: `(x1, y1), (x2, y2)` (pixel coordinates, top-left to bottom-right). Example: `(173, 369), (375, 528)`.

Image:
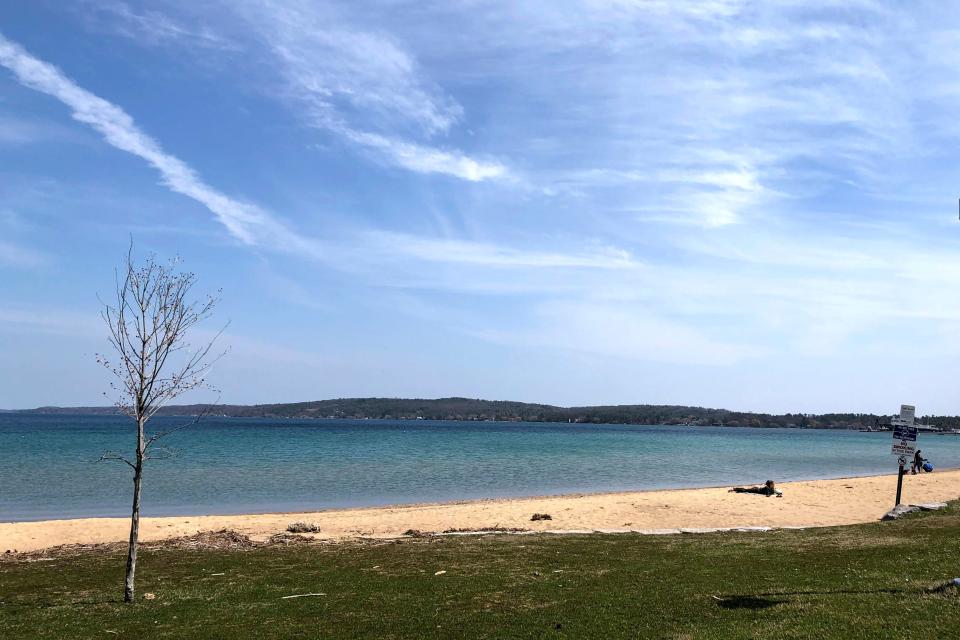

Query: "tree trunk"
(124, 417), (145, 603)
(124, 462), (142, 603)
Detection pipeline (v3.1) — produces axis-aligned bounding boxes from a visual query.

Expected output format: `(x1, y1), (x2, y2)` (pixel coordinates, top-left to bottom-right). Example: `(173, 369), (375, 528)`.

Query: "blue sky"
(2, 1), (960, 413)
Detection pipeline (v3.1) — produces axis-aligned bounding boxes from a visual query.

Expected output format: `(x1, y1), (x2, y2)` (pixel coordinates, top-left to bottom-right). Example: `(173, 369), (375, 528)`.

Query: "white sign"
(891, 424), (918, 459)
(900, 404), (915, 425)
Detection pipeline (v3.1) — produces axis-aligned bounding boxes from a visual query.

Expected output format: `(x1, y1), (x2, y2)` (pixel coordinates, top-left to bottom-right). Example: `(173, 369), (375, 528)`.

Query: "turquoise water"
(3, 414), (959, 521)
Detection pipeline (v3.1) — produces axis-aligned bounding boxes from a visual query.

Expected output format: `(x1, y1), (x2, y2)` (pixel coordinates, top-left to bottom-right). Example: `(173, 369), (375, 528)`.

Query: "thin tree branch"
(97, 451), (136, 470)
(143, 393), (222, 450)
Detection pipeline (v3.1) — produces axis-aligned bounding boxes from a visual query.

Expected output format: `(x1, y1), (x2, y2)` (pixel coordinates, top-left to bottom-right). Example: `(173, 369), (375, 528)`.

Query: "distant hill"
(13, 397), (949, 430)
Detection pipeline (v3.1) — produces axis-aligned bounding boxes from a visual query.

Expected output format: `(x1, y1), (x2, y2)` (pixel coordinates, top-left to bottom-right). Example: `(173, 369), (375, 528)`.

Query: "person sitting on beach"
(729, 480), (782, 497)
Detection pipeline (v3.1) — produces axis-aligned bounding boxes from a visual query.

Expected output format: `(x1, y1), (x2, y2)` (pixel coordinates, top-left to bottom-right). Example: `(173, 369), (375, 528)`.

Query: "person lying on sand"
(729, 480), (782, 497)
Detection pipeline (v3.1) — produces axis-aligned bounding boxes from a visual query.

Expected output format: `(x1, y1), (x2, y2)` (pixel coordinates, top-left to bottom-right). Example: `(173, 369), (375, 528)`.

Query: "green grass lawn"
(2, 505), (959, 639)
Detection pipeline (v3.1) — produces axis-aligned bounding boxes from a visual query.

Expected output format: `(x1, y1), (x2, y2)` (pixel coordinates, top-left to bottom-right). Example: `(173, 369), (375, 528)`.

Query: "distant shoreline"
(4, 471), (959, 553)
(4, 412), (909, 432)
(8, 398), (958, 431)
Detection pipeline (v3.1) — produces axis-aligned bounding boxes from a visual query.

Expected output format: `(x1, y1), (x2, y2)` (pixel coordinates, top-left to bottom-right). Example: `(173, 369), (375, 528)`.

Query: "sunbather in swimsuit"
(729, 480), (782, 497)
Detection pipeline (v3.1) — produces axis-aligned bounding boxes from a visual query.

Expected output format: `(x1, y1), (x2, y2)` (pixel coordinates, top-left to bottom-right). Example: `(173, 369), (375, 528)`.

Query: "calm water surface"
(3, 414), (959, 521)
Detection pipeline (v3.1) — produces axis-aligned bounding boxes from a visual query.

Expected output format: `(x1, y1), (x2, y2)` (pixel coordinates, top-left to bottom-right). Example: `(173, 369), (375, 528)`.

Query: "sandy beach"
(3, 470), (959, 553)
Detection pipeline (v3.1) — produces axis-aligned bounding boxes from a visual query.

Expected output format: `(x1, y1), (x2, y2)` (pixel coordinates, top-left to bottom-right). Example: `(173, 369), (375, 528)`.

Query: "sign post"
(895, 457), (907, 505)
(891, 404), (918, 506)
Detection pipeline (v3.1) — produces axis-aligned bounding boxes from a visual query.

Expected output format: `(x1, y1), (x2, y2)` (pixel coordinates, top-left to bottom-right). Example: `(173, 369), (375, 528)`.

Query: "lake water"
(3, 414), (959, 521)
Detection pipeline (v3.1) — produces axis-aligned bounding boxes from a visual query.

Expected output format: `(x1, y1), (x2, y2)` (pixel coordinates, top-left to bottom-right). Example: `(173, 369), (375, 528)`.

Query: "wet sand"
(3, 470), (958, 552)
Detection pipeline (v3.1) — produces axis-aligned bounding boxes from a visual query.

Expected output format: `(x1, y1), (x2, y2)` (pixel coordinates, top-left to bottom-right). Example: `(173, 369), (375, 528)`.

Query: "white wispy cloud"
(0, 306), (101, 335)
(0, 114), (84, 145)
(474, 300), (760, 366)
(0, 32), (313, 253)
(0, 240), (50, 269)
(260, 8), (460, 136)
(0, 207), (51, 269)
(364, 231), (636, 269)
(0, 117), (33, 144)
(0, 34), (617, 290)
(338, 213), (960, 365)
(553, 164), (767, 227)
(0, 36), (604, 289)
(372, 0), (923, 226)
(83, 0), (507, 182)
(232, 0), (506, 181)
(339, 129), (507, 182)
(81, 0), (239, 51)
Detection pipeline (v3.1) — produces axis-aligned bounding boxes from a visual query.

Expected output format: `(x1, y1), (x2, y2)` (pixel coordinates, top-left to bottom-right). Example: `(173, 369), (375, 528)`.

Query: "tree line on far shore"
(19, 398), (959, 430)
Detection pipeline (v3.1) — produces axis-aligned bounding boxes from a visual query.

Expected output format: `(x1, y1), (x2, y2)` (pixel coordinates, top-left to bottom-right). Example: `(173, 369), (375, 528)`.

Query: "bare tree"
(97, 245), (224, 603)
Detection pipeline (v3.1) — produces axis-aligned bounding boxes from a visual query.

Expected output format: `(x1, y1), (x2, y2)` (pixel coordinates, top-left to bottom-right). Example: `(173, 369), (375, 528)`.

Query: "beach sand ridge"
(3, 471), (959, 553)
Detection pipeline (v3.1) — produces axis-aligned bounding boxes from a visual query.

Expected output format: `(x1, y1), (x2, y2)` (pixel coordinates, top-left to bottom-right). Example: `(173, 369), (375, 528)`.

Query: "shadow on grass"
(714, 585), (915, 610)
(714, 596), (785, 610)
